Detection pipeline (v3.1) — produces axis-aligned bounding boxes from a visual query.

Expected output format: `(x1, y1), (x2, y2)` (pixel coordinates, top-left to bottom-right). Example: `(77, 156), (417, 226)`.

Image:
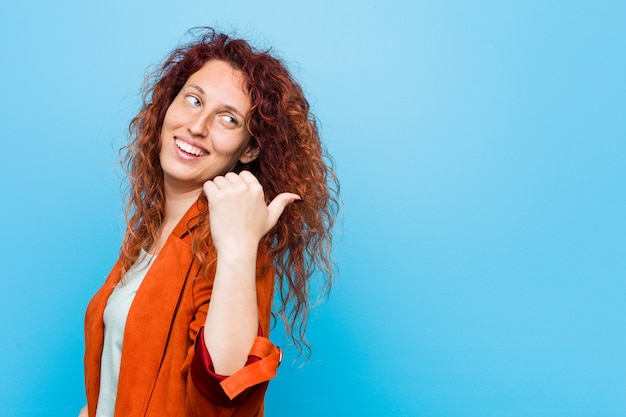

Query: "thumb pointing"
(267, 192), (301, 229)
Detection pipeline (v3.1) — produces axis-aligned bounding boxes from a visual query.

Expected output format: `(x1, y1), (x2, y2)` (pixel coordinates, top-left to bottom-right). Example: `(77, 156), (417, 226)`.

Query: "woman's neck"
(148, 184), (203, 256)
(163, 186), (203, 225)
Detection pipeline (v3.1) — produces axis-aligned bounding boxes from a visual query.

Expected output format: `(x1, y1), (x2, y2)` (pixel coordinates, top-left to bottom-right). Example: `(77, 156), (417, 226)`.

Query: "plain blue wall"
(1, 1), (625, 416)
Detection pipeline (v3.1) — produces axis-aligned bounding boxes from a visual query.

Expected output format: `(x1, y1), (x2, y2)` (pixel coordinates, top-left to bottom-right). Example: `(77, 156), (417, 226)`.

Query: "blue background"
(1, 1), (625, 416)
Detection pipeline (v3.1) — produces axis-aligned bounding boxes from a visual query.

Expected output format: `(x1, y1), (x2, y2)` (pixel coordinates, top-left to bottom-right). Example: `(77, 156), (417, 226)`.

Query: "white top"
(95, 249), (155, 417)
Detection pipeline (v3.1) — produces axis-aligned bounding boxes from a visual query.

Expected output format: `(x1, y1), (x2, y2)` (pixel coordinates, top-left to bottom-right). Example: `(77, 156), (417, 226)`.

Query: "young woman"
(81, 28), (339, 417)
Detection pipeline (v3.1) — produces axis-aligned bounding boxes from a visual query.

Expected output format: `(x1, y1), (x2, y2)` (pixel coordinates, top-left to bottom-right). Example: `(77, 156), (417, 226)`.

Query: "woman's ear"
(239, 143), (260, 164)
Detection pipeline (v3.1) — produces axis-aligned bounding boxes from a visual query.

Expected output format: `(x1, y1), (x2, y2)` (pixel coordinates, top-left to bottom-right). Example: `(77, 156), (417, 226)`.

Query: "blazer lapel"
(114, 200), (205, 415)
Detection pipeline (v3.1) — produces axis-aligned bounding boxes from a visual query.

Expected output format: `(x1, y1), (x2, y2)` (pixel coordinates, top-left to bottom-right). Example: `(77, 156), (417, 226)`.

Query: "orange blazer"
(84, 201), (281, 417)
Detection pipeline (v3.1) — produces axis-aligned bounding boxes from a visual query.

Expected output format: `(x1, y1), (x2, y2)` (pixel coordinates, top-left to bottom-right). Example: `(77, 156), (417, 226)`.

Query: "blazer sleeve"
(182, 246), (281, 416)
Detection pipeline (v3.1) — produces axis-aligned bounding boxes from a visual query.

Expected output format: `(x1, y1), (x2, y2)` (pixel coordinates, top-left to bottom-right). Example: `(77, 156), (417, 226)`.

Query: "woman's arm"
(202, 171), (299, 375)
(185, 245), (281, 413)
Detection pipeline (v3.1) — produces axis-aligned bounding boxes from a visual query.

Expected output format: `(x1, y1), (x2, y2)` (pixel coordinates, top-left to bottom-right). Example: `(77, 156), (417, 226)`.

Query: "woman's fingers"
(210, 173), (235, 189)
(202, 178), (219, 198)
(238, 170), (259, 185)
(208, 171), (253, 192)
(203, 171), (299, 248)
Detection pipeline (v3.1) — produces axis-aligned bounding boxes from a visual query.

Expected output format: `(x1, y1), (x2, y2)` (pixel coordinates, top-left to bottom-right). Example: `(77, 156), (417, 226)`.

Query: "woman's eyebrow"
(187, 84), (205, 94)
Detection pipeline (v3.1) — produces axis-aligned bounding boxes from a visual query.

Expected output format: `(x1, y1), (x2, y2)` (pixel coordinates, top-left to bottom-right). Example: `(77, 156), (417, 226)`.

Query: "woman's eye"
(185, 96), (201, 106)
(219, 114), (237, 125)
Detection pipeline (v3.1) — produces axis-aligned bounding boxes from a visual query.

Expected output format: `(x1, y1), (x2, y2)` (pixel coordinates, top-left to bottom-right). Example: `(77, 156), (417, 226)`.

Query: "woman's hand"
(203, 171), (300, 252)
(78, 405), (88, 417)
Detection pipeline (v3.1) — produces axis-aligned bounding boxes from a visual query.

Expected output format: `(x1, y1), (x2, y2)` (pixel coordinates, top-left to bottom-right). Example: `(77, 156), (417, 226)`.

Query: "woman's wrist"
(215, 236), (259, 257)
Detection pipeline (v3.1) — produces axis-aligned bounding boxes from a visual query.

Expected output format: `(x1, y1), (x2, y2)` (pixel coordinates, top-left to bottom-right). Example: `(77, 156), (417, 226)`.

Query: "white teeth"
(175, 139), (208, 156)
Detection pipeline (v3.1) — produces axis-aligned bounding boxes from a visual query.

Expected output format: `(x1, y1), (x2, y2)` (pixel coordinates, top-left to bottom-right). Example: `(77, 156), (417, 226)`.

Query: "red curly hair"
(119, 28), (339, 355)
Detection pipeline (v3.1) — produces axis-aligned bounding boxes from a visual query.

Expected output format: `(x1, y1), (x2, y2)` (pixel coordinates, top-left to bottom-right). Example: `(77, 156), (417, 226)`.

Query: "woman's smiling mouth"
(175, 138), (209, 157)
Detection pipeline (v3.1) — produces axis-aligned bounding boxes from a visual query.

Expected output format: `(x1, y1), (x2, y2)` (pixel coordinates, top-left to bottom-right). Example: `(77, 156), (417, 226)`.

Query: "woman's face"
(159, 60), (258, 193)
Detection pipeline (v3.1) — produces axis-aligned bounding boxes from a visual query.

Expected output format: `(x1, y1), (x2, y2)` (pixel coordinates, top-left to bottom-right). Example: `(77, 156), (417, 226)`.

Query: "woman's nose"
(188, 112), (211, 137)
